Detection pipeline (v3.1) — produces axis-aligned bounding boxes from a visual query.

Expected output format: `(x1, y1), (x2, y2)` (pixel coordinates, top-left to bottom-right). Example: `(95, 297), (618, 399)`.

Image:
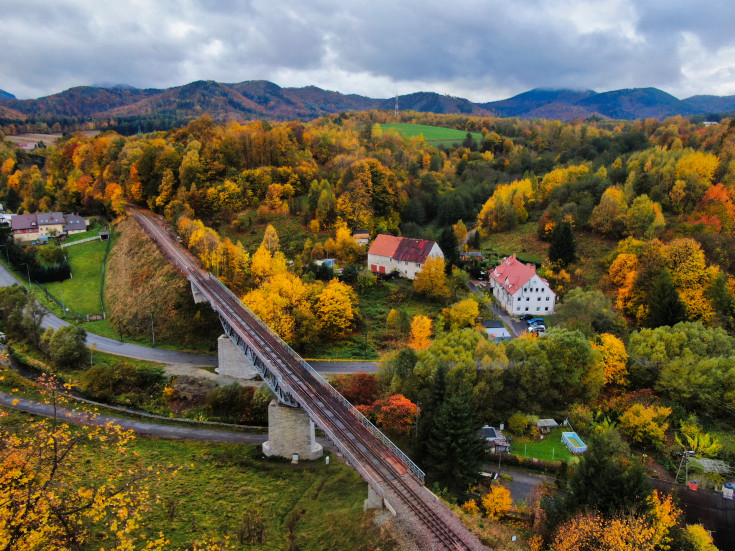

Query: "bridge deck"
(132, 209), (486, 551)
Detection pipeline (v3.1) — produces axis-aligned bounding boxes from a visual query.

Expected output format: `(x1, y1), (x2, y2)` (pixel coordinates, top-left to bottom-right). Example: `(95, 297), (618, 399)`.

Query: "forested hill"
(3, 80), (735, 127)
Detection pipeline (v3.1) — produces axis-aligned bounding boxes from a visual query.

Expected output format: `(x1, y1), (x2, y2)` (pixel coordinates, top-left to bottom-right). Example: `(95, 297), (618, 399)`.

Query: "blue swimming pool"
(562, 431), (587, 454)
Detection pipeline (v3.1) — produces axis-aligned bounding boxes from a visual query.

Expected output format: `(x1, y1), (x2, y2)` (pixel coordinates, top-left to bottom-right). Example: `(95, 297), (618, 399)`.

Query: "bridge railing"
(208, 273), (426, 482)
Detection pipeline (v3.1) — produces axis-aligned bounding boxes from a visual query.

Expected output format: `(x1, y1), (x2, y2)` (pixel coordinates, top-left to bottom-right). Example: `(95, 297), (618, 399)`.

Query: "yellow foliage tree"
(591, 333), (629, 386)
(619, 403), (672, 449)
(481, 485), (512, 520)
(261, 224), (280, 253)
(315, 279), (358, 339)
(453, 220), (468, 245)
(0, 385), (168, 551)
(683, 524), (718, 551)
(409, 315), (432, 350)
(461, 499), (480, 516)
(413, 256), (450, 301)
(243, 272), (308, 344)
(442, 298), (479, 330)
(250, 244), (287, 283)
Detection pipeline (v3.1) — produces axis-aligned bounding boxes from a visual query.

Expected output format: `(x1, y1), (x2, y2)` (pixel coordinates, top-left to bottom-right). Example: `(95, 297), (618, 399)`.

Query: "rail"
(207, 273), (426, 482)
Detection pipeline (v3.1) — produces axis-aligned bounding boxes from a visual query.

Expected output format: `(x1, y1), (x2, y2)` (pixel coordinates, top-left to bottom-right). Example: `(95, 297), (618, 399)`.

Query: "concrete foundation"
(191, 281), (208, 304)
(364, 485), (384, 511)
(216, 334), (258, 379)
(262, 400), (323, 460)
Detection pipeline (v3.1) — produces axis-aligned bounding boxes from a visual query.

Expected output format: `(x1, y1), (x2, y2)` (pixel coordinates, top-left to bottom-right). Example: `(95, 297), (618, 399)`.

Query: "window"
(526, 297), (530, 301)
(546, 297), (549, 301)
(525, 307), (529, 312)
(537, 307), (540, 311)
(516, 307), (520, 312)
(545, 307), (549, 311)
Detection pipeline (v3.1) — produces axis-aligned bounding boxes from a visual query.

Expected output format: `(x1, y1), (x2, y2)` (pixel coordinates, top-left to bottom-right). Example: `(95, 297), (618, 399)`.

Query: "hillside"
(0, 89), (15, 100)
(105, 216), (220, 349)
(5, 80), (735, 128)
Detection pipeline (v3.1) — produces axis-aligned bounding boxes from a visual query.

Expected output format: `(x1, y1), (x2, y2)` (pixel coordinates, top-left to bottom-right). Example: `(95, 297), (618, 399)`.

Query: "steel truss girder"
(219, 315), (300, 408)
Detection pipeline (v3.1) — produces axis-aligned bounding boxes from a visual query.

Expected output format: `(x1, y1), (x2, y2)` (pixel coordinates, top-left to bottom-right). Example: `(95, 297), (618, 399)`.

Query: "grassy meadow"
(382, 123), (483, 146)
(510, 427), (575, 462)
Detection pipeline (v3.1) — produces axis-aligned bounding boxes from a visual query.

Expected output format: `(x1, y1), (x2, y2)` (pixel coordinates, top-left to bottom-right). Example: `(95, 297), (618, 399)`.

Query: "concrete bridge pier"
(364, 485), (384, 511)
(262, 400), (323, 460)
(215, 335), (258, 379)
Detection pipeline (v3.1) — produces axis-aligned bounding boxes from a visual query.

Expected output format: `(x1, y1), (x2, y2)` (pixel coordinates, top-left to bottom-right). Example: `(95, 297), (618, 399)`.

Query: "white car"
(528, 324), (546, 334)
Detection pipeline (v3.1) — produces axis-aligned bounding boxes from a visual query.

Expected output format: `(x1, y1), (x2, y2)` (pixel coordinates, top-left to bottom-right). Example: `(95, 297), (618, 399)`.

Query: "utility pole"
(150, 311), (155, 345)
(21, 262), (31, 286)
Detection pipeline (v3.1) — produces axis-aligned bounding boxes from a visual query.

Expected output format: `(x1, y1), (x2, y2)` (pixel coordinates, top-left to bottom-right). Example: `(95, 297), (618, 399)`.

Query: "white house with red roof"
(488, 253), (556, 315)
(367, 234), (444, 280)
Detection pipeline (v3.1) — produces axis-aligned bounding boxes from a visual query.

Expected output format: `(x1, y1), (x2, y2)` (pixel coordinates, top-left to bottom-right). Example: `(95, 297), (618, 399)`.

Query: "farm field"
(3, 130), (100, 147)
(382, 123), (483, 146)
(0, 409), (396, 551)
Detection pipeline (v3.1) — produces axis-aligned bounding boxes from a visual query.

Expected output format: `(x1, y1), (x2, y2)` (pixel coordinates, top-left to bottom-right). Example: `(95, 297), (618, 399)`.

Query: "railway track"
(132, 210), (485, 551)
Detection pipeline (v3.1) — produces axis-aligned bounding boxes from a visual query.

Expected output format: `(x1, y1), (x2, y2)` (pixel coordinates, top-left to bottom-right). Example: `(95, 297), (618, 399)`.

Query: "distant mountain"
(682, 94), (735, 114)
(577, 87), (692, 120)
(92, 82), (139, 91)
(2, 80), (735, 124)
(482, 88), (597, 118)
(0, 89), (15, 100)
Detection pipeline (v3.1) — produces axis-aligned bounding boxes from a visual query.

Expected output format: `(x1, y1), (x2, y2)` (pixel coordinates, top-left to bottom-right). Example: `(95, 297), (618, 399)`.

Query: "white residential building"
(488, 253), (556, 315)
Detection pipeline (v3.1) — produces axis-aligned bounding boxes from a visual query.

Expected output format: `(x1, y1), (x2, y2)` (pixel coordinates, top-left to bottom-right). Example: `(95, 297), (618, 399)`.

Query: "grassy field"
(43, 238), (108, 315)
(382, 123), (483, 147)
(0, 409), (396, 550)
(509, 427), (575, 462)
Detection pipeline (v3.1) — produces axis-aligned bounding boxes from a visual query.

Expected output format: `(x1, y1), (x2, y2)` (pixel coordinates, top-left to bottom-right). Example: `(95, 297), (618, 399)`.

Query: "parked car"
(528, 324), (546, 334)
(527, 317), (545, 326)
(520, 314), (534, 321)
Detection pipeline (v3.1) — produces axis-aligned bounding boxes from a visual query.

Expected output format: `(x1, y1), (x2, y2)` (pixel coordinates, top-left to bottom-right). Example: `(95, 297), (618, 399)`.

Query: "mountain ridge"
(1, 80), (733, 123)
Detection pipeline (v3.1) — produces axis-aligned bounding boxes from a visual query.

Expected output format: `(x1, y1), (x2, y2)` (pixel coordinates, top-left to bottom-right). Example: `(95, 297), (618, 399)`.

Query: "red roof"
(368, 234), (439, 264)
(368, 234), (402, 258)
(489, 254), (544, 294)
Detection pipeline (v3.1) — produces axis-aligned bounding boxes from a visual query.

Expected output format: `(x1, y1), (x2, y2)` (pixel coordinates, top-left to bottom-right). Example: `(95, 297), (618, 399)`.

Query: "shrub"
(508, 412), (530, 435)
(83, 363), (166, 405)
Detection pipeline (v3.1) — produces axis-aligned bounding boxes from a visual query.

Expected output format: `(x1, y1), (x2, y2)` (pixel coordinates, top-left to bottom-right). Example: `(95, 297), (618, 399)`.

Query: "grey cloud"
(2, 0), (735, 100)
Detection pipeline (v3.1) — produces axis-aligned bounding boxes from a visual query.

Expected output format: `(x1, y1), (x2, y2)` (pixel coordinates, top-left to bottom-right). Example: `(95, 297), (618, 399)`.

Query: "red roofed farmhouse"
(367, 234), (444, 280)
(489, 254), (556, 315)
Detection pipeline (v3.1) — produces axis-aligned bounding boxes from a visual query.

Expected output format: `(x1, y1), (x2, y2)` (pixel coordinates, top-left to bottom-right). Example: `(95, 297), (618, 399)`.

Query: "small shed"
(315, 258), (336, 268)
(353, 230), (370, 246)
(482, 320), (511, 342)
(536, 419), (558, 434)
(99, 231), (110, 241)
(480, 425), (511, 453)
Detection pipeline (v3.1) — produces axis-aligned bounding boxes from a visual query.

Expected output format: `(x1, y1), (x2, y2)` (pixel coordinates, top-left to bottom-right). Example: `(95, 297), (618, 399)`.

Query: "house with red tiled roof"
(488, 254), (556, 315)
(367, 234), (444, 280)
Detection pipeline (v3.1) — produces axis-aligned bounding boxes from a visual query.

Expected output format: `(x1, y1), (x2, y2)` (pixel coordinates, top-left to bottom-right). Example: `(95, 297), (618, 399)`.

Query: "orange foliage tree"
(409, 315), (432, 350)
(481, 485), (513, 520)
(591, 333), (629, 386)
(413, 257), (450, 301)
(367, 394), (417, 436)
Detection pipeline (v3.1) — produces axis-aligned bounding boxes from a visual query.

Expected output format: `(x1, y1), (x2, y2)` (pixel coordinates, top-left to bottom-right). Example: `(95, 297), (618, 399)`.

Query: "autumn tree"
(409, 315), (432, 350)
(591, 333), (629, 386)
(366, 394), (418, 437)
(441, 298), (479, 330)
(413, 256), (450, 301)
(626, 195), (665, 239)
(648, 269), (686, 328)
(481, 485), (513, 520)
(0, 384), (168, 551)
(619, 403), (672, 450)
(438, 226), (460, 269)
(314, 279), (358, 339)
(261, 224), (280, 253)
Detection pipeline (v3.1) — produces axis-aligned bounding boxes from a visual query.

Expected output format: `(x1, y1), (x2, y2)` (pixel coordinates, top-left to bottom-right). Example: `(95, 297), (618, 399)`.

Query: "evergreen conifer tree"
(548, 221), (576, 266)
(648, 269), (686, 328)
(423, 380), (486, 495)
(438, 226), (460, 270)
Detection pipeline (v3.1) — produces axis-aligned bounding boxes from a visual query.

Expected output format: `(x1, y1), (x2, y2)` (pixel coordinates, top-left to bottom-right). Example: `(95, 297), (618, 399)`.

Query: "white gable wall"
(510, 274), (556, 315)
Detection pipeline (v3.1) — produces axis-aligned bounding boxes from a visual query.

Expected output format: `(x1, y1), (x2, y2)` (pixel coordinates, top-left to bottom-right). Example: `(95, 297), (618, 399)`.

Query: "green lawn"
(0, 409), (395, 551)
(43, 238), (108, 315)
(510, 427), (575, 462)
(382, 123), (483, 146)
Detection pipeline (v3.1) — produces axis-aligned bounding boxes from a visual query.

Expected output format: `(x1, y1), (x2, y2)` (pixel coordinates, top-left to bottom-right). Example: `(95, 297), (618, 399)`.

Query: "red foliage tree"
(331, 373), (381, 406)
(370, 394), (417, 436)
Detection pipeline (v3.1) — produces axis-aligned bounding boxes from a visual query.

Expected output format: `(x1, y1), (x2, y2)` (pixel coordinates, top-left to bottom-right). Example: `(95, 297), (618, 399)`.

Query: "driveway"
(481, 464), (555, 502)
(491, 303), (528, 338)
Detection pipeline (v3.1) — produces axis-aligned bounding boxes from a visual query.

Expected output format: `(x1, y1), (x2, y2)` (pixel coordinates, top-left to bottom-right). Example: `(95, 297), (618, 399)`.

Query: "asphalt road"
(0, 390), (265, 444)
(481, 465), (555, 502)
(1, 262), (379, 373)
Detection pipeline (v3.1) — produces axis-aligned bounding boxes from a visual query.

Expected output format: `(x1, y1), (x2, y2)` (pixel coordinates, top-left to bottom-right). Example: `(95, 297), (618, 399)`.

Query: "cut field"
(0, 409), (396, 551)
(382, 123), (482, 146)
(510, 428), (574, 462)
(43, 238), (108, 315)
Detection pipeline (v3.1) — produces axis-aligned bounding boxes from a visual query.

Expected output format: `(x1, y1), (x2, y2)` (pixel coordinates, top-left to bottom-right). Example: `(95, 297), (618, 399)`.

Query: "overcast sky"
(2, 0), (735, 101)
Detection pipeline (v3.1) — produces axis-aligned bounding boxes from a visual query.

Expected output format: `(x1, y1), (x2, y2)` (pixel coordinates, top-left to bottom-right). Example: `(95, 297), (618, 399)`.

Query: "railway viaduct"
(133, 210), (487, 551)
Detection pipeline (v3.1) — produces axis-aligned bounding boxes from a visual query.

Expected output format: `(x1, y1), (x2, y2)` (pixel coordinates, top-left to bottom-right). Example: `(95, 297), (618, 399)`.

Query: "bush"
(83, 363), (166, 405)
(204, 383), (270, 424)
(508, 412), (530, 435)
